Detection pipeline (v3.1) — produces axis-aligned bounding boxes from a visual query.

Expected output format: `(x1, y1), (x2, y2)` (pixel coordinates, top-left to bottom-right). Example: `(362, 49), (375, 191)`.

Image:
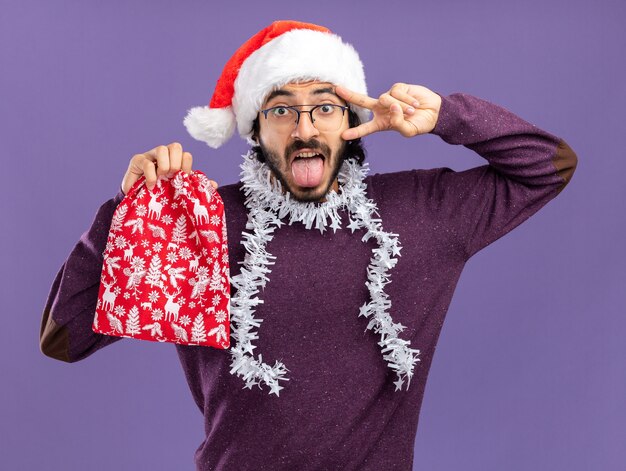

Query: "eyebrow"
(264, 87), (339, 105)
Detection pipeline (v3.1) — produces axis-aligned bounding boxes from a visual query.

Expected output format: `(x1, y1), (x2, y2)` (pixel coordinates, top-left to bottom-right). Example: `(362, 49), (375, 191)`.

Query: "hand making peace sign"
(335, 83), (442, 140)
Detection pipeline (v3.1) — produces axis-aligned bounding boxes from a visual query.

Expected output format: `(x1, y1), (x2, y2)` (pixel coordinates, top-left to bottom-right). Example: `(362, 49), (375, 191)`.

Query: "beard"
(257, 137), (349, 203)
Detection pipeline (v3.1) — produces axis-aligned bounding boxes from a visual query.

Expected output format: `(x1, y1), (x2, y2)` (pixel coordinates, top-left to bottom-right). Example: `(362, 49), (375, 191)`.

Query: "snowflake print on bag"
(93, 170), (231, 349)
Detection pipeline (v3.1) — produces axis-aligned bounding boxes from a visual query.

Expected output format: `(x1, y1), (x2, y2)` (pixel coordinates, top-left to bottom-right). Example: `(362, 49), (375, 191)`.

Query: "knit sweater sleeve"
(428, 93), (577, 259)
(40, 187), (127, 362)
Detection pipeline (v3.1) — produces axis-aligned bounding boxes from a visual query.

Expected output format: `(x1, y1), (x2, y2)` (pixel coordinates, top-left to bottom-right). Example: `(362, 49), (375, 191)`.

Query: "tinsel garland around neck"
(227, 150), (421, 397)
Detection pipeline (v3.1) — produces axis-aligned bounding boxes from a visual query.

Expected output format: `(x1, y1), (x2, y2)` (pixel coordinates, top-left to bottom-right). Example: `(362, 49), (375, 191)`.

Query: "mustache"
(285, 139), (330, 159)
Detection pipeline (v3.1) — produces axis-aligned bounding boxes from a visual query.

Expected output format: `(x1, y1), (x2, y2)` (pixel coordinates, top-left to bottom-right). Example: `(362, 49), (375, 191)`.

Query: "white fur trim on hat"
(183, 106), (237, 149)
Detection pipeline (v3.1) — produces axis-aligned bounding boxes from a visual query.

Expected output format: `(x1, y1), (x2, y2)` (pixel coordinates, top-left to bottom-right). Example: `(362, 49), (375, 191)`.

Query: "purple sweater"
(40, 93), (577, 470)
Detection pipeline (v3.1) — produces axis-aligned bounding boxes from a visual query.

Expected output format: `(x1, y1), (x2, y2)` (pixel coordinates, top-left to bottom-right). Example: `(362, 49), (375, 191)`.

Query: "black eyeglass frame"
(259, 103), (350, 128)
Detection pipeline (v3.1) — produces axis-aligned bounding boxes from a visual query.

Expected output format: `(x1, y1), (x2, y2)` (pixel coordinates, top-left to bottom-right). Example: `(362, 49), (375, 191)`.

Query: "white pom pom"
(183, 106), (236, 149)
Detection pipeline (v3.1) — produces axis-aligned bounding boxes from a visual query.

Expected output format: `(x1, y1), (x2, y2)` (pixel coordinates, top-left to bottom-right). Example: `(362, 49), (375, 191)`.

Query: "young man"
(40, 20), (577, 470)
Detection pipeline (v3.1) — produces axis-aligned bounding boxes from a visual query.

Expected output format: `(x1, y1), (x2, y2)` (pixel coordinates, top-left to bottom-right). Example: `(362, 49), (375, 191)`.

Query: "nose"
(291, 110), (320, 140)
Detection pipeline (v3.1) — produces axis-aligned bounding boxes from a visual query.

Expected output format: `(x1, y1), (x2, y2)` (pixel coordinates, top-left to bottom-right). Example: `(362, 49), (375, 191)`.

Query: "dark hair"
(249, 108), (367, 165)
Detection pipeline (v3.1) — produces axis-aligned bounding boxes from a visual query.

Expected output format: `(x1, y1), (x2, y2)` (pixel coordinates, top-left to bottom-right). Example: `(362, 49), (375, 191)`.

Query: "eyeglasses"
(259, 103), (349, 133)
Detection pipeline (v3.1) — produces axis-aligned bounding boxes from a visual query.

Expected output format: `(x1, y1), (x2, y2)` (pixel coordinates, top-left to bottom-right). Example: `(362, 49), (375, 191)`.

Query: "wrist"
(428, 92), (446, 135)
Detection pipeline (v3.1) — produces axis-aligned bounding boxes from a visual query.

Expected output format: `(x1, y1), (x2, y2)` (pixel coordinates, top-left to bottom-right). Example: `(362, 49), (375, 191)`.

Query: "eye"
(270, 106), (290, 117)
(318, 104), (335, 114)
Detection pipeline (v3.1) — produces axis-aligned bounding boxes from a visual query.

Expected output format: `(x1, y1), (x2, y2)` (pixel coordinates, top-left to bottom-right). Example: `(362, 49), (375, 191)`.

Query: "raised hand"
(335, 83), (442, 140)
(121, 142), (218, 195)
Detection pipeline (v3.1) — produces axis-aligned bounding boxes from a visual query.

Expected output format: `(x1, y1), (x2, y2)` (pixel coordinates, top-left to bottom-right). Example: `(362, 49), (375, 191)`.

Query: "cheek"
(329, 137), (347, 157)
(260, 128), (287, 153)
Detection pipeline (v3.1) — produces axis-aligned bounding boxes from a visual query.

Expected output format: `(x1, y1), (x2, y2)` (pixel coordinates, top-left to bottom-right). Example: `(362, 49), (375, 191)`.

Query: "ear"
(252, 130), (261, 144)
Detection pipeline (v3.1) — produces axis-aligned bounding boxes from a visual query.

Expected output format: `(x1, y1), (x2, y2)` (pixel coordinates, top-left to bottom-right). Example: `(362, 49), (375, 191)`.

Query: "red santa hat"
(183, 20), (370, 148)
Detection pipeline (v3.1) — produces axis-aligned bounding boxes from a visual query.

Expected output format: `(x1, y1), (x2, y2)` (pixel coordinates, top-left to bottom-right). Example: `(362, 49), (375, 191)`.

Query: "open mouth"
(290, 150), (326, 164)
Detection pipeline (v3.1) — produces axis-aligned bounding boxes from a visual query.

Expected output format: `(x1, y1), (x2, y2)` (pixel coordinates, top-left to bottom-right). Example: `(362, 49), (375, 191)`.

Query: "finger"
(389, 103), (408, 133)
(128, 154), (147, 176)
(379, 93), (416, 115)
(154, 145), (172, 178)
(341, 119), (382, 140)
(389, 103), (419, 137)
(140, 146), (159, 164)
(390, 85), (420, 108)
(181, 151), (193, 175)
(127, 147), (158, 193)
(142, 157), (158, 191)
(122, 156), (145, 193)
(209, 180), (218, 189)
(166, 142), (183, 177)
(335, 85), (378, 110)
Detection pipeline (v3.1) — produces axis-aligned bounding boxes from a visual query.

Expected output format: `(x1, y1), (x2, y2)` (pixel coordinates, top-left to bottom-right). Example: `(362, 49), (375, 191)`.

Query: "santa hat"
(183, 20), (370, 148)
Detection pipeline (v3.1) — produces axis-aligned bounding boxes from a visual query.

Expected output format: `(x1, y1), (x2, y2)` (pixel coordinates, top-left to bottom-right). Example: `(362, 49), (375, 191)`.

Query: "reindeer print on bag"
(93, 170), (231, 349)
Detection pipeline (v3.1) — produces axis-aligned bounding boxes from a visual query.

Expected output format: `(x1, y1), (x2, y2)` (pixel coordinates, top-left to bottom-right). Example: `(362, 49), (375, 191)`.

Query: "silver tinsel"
(227, 151), (420, 396)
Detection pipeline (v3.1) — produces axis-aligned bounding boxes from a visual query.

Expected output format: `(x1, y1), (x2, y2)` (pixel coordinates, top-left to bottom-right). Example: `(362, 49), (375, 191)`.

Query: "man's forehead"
(262, 81), (339, 104)
(281, 80), (333, 90)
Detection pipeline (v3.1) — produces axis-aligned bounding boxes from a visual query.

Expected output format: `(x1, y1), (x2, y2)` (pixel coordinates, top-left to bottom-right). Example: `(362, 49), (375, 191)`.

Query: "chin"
(289, 180), (333, 203)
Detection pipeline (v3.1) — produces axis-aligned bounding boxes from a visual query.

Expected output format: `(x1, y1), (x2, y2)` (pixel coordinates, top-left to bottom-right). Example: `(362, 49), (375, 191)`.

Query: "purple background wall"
(2, 0), (623, 469)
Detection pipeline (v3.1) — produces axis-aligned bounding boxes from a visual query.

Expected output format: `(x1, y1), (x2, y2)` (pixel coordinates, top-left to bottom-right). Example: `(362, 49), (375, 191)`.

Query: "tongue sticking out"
(291, 156), (324, 187)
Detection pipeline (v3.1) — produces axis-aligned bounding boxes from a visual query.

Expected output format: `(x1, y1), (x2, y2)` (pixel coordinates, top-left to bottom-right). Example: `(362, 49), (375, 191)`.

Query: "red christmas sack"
(92, 170), (231, 349)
